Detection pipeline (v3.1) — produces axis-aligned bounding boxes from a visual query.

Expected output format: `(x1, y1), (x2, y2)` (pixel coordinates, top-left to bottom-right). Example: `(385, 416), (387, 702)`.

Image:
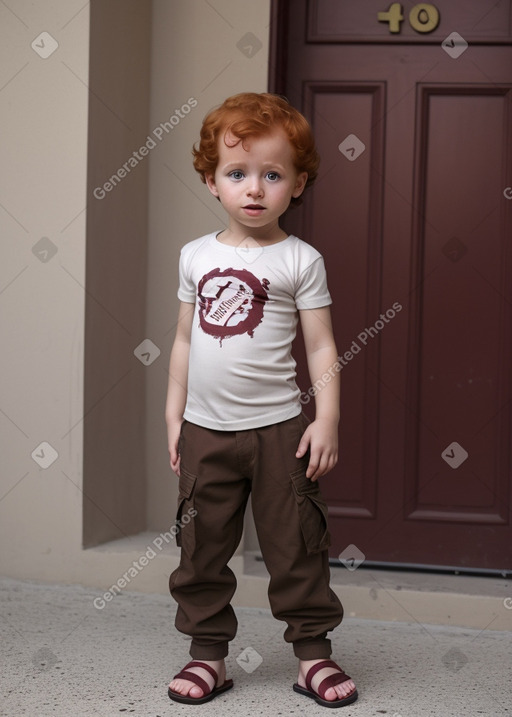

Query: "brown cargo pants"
(168, 411), (344, 661)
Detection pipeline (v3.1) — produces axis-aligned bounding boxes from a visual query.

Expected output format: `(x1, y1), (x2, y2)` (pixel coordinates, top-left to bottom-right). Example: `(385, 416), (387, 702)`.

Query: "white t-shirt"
(178, 231), (332, 430)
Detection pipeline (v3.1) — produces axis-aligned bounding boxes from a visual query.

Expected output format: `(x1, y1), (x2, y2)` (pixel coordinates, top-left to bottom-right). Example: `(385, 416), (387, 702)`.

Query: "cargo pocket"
(290, 468), (331, 555)
(175, 466), (197, 551)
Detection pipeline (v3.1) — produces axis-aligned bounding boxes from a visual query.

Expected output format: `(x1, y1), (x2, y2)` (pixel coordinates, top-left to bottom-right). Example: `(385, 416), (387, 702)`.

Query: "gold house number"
(378, 3), (440, 33)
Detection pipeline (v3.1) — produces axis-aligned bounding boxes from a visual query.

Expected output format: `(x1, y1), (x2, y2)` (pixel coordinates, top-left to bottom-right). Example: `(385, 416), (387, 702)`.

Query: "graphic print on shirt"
(197, 267), (270, 345)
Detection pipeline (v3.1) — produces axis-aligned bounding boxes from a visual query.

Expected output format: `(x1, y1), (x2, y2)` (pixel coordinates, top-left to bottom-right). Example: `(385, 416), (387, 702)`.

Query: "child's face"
(205, 129), (307, 237)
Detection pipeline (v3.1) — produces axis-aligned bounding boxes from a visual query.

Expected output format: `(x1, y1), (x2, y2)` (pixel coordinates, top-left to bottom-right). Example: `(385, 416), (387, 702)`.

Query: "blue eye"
(266, 172), (280, 181)
(229, 170), (244, 180)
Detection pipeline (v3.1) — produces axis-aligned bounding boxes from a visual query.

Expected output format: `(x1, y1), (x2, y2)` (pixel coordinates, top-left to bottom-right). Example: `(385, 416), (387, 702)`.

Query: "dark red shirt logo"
(197, 268), (270, 345)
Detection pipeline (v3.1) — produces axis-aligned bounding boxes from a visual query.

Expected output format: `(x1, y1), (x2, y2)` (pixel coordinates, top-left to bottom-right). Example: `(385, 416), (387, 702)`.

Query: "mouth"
(243, 204), (265, 216)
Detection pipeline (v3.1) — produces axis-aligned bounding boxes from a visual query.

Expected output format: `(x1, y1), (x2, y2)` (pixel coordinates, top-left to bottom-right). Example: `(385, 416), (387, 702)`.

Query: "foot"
(169, 659), (226, 700)
(298, 659), (357, 703)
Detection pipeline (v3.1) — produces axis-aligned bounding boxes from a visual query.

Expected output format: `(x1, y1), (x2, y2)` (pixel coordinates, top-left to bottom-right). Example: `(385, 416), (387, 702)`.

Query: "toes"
(324, 679), (356, 702)
(189, 685), (204, 698)
(168, 679), (204, 698)
(333, 679), (356, 699)
(323, 686), (338, 701)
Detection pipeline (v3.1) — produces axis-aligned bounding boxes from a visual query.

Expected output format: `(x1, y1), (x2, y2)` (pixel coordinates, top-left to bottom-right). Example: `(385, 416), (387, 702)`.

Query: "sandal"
(168, 660), (233, 704)
(293, 659), (358, 708)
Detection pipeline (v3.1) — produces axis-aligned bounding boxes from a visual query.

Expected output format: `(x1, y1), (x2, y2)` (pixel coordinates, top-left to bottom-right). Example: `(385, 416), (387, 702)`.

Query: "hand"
(167, 418), (183, 476)
(295, 418), (338, 481)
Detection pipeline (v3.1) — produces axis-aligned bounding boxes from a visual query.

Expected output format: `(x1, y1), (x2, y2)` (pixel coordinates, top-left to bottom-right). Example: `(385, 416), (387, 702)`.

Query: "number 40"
(378, 3), (440, 34)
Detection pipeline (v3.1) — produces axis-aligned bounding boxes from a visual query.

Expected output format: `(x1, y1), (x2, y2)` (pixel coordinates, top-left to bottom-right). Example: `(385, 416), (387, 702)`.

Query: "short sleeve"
(295, 256), (332, 309)
(177, 248), (196, 303)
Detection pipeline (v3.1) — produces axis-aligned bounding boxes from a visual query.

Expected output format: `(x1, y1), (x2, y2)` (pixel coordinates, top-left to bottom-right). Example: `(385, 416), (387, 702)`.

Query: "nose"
(246, 177), (263, 198)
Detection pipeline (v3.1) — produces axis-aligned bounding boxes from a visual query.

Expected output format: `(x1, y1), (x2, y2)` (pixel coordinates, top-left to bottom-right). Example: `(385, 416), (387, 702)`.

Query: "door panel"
(303, 82), (385, 522)
(274, 0), (512, 569)
(406, 86), (512, 531)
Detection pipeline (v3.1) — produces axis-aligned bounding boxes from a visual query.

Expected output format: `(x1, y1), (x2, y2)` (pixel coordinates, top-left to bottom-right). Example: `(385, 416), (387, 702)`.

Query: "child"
(165, 92), (358, 708)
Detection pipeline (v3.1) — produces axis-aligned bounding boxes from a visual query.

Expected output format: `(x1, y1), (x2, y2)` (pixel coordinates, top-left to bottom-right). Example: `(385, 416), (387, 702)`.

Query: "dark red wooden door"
(273, 0), (512, 570)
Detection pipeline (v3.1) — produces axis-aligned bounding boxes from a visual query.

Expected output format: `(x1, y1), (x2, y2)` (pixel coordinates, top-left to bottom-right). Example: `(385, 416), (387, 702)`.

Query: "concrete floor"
(1, 576), (511, 717)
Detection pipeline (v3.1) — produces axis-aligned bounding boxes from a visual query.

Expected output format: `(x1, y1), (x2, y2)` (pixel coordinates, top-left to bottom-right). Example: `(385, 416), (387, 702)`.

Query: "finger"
(312, 452), (337, 481)
(308, 450), (332, 481)
(295, 432), (310, 458)
(170, 447), (180, 475)
(306, 452), (320, 479)
(308, 462), (322, 481)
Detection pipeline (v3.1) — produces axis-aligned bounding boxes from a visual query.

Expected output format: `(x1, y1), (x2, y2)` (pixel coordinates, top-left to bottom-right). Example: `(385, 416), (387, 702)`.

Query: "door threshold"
(254, 553), (510, 578)
(328, 559), (511, 579)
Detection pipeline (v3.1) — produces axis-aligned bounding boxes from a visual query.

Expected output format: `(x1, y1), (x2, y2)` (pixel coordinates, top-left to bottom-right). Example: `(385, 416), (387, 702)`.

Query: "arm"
(165, 301), (195, 476)
(296, 305), (340, 481)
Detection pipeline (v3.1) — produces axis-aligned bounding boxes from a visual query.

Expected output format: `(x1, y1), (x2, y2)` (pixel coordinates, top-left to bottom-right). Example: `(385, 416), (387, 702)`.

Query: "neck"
(218, 220), (288, 246)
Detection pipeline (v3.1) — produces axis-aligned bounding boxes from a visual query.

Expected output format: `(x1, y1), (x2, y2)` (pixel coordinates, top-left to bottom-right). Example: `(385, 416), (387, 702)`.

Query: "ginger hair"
(192, 92), (320, 205)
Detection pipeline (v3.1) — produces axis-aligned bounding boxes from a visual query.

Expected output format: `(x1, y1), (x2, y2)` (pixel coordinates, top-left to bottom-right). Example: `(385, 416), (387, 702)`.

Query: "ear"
(205, 172), (219, 198)
(292, 171), (308, 199)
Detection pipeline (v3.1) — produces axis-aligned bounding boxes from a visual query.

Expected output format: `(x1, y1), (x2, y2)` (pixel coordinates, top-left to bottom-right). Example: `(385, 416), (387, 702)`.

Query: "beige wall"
(0, 0), (269, 585)
(0, 1), (89, 577)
